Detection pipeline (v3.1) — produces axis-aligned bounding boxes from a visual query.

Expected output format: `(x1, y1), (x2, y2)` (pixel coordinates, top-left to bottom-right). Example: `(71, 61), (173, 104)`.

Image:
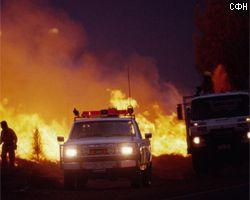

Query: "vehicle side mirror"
(177, 104), (183, 120)
(145, 133), (152, 139)
(57, 136), (64, 142)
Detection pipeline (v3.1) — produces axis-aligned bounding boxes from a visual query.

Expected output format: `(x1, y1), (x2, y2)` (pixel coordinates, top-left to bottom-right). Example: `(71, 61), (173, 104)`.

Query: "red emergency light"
(77, 107), (133, 118)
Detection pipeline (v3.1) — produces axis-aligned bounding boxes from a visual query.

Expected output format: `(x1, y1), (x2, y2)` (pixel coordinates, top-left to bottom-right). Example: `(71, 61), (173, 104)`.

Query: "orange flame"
(0, 1), (187, 161)
(110, 90), (187, 156)
(0, 98), (69, 161)
(0, 90), (187, 161)
(212, 64), (231, 93)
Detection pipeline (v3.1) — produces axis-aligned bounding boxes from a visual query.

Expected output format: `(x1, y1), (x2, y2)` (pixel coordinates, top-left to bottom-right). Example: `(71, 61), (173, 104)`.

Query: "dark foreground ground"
(1, 155), (249, 200)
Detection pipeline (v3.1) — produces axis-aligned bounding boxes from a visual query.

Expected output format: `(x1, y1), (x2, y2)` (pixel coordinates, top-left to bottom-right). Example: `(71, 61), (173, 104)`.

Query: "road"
(1, 155), (249, 200)
(165, 183), (249, 200)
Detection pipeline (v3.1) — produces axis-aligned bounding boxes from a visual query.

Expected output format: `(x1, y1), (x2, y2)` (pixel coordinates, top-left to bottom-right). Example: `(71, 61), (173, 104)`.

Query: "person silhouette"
(0, 121), (17, 168)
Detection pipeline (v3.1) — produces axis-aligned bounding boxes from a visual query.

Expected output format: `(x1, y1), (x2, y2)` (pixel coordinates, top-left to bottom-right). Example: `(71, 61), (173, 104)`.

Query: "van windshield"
(70, 120), (135, 139)
(191, 94), (249, 120)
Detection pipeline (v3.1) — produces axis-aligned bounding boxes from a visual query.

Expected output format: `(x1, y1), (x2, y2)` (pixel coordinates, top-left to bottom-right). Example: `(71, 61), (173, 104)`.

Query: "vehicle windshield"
(191, 94), (249, 120)
(70, 120), (135, 138)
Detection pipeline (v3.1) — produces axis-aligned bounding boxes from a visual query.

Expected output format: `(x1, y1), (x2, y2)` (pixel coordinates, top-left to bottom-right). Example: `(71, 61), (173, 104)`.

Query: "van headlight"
(121, 146), (133, 155)
(64, 147), (77, 157)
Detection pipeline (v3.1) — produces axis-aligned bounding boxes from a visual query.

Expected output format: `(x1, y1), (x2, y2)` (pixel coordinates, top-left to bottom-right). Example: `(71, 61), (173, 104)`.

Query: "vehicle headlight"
(65, 147), (77, 157)
(247, 131), (250, 139)
(193, 136), (200, 144)
(121, 146), (133, 155)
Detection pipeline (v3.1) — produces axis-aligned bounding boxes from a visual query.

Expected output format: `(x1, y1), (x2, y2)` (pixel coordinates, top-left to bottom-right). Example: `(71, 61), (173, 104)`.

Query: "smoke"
(1, 0), (182, 123)
(0, 0), (190, 159)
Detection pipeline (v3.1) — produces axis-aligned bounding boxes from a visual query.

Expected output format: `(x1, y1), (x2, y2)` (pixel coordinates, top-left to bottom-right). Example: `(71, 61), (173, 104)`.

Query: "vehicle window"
(191, 94), (249, 120)
(134, 121), (142, 139)
(70, 120), (136, 139)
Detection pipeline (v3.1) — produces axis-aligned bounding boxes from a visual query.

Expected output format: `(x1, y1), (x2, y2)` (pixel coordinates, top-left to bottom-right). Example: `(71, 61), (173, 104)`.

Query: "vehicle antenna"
(127, 65), (132, 106)
(126, 65), (134, 118)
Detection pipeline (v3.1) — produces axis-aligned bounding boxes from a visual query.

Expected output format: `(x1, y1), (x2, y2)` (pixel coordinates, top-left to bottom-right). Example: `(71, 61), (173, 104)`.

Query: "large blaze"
(0, 91), (187, 161)
(0, 98), (68, 161)
(0, 1), (187, 161)
(109, 90), (187, 156)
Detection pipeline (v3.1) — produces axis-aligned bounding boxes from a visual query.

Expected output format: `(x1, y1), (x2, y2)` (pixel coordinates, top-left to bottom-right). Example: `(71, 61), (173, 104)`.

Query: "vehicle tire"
(192, 150), (208, 174)
(64, 171), (77, 190)
(142, 163), (152, 187)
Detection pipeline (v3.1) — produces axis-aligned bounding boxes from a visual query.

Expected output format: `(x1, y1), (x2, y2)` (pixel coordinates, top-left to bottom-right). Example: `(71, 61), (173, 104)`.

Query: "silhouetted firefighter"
(32, 128), (43, 162)
(195, 71), (214, 96)
(0, 121), (18, 168)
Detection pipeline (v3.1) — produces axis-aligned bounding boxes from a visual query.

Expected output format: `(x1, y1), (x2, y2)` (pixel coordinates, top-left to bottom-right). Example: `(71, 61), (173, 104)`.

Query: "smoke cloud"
(0, 0), (189, 159)
(1, 0), (182, 123)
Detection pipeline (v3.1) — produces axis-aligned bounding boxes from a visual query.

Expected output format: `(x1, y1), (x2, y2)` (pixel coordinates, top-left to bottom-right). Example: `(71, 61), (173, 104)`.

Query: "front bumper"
(62, 157), (139, 179)
(61, 154), (139, 174)
(189, 129), (249, 154)
(63, 166), (139, 179)
(62, 159), (137, 170)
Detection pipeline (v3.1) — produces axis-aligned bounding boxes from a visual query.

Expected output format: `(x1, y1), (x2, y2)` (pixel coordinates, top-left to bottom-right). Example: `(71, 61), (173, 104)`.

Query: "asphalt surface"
(1, 155), (249, 200)
(165, 183), (249, 200)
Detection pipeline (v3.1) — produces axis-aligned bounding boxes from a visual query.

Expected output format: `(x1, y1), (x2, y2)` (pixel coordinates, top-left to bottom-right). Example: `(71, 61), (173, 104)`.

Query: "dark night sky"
(52, 0), (201, 93)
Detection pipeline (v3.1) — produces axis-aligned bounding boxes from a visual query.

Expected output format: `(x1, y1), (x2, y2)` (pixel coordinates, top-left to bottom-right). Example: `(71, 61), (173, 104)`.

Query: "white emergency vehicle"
(177, 91), (249, 172)
(57, 108), (152, 189)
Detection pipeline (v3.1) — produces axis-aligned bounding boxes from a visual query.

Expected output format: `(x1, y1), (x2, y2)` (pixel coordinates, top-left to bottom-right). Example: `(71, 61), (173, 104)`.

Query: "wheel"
(142, 163), (152, 187)
(192, 150), (208, 174)
(64, 171), (77, 190)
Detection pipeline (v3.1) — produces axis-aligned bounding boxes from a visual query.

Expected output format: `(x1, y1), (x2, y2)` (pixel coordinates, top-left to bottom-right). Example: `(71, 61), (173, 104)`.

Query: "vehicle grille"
(81, 144), (117, 156)
(209, 128), (235, 144)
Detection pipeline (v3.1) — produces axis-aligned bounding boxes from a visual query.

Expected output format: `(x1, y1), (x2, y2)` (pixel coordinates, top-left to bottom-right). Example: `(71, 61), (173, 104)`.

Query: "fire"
(0, 0), (188, 161)
(0, 90), (187, 161)
(110, 90), (187, 156)
(0, 98), (69, 161)
(109, 90), (138, 109)
(212, 64), (231, 93)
